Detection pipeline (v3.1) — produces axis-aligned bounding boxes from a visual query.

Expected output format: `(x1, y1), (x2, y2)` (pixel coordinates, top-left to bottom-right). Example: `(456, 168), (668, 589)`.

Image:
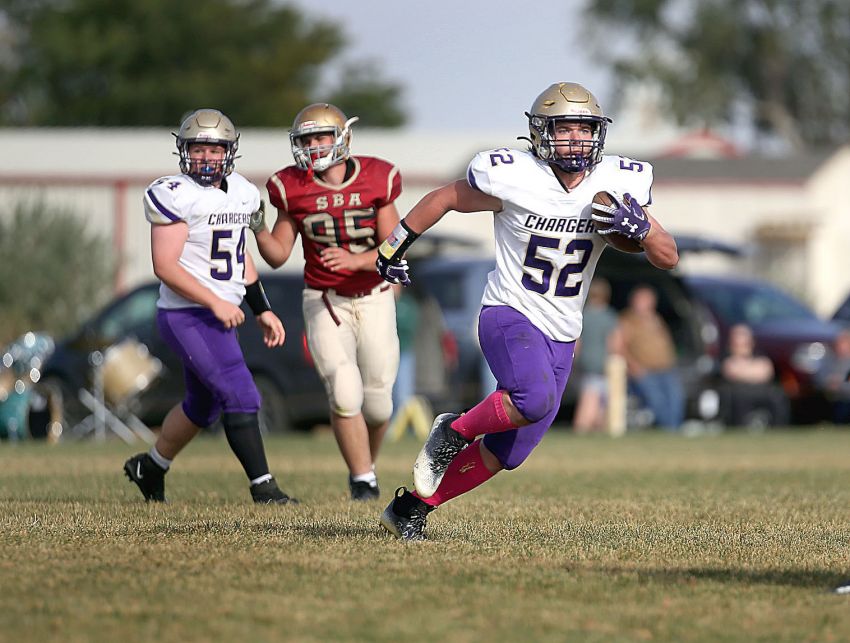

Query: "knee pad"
(221, 411), (259, 433)
(219, 387), (261, 414)
(207, 363), (261, 415)
(181, 399), (220, 429)
(511, 382), (559, 424)
(182, 385), (221, 428)
(330, 362), (363, 418)
(499, 449), (533, 471)
(362, 388), (393, 426)
(483, 425), (548, 471)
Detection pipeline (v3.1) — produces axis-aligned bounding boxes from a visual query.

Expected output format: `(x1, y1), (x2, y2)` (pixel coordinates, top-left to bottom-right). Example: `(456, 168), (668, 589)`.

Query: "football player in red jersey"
(250, 103), (403, 501)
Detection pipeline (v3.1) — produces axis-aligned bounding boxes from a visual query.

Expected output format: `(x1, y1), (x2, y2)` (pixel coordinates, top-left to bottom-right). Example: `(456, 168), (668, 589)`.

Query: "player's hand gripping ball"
(591, 191), (649, 254)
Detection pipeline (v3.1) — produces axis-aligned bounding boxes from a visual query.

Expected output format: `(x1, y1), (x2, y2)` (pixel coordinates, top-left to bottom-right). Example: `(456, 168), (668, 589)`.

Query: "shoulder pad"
(597, 156), (655, 206)
(467, 148), (543, 199)
(466, 147), (535, 198)
(144, 175), (193, 224)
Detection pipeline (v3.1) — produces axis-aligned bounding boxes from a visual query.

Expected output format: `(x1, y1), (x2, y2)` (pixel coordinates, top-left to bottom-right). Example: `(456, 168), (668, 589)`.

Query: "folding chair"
(71, 338), (161, 444)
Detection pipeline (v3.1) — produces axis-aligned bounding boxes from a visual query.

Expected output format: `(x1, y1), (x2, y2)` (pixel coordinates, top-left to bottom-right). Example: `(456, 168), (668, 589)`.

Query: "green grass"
(2, 428), (850, 642)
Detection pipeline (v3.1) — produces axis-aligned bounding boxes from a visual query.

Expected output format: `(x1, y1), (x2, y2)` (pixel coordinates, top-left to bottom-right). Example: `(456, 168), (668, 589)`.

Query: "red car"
(683, 274), (842, 424)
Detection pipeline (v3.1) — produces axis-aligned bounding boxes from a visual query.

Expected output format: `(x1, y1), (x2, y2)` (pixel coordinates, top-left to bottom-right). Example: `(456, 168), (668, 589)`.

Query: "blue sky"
(282, 0), (611, 133)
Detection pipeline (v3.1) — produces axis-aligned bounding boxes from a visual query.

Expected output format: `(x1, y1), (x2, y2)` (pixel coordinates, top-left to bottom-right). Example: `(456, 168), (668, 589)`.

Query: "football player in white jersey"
(375, 82), (678, 540)
(123, 108), (297, 505)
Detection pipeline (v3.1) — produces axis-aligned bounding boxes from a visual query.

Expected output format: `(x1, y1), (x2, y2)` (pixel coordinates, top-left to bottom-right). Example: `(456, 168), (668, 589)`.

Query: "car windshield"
(95, 287), (159, 342)
(689, 279), (816, 326)
(833, 296), (850, 323)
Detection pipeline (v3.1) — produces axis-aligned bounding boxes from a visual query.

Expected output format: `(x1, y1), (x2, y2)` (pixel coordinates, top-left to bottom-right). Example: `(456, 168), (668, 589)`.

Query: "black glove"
(376, 220), (419, 286)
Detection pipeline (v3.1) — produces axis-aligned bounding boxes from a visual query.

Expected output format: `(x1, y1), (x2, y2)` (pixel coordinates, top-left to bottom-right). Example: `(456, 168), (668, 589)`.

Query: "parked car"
(40, 273), (328, 434)
(831, 294), (850, 328)
(683, 274), (843, 424)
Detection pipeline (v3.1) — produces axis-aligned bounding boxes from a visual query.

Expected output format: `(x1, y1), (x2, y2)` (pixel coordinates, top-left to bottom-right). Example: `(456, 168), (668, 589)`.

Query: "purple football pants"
(478, 305), (575, 470)
(157, 307), (261, 428)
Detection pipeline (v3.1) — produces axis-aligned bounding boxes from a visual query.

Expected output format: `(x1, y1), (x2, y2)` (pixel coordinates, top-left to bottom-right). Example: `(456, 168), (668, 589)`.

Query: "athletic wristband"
(245, 280), (272, 316)
(378, 219), (420, 264)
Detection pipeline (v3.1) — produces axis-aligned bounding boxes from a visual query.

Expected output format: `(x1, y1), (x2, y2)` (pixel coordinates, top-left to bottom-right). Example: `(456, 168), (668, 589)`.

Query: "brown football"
(591, 191), (644, 254)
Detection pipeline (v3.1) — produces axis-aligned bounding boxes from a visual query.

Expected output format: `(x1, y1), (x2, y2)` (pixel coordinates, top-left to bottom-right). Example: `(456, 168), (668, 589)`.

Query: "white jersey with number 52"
(144, 172), (261, 309)
(467, 148), (654, 342)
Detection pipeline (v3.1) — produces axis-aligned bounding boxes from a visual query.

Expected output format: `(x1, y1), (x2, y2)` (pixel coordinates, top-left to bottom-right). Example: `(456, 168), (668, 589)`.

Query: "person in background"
(572, 277), (622, 433)
(718, 323), (789, 428)
(124, 108), (297, 505)
(619, 284), (684, 431)
(250, 103), (402, 501)
(815, 328), (850, 424)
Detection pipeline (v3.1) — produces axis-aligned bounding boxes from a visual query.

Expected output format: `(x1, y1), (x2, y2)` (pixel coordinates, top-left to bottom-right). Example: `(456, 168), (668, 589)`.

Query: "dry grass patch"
(1, 429), (849, 642)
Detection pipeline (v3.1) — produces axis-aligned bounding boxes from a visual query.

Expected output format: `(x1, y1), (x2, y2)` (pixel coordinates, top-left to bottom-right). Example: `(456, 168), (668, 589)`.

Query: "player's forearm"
(352, 248), (379, 272)
(641, 216), (678, 270)
(154, 262), (220, 309)
(254, 229), (293, 269)
(244, 251), (260, 284)
(403, 187), (454, 234)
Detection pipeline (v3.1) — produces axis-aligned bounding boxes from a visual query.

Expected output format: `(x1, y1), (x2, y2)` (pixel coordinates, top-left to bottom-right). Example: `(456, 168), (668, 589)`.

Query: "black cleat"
(380, 486), (433, 541)
(349, 477), (380, 501)
(413, 412), (469, 498)
(251, 478), (299, 505)
(123, 453), (166, 502)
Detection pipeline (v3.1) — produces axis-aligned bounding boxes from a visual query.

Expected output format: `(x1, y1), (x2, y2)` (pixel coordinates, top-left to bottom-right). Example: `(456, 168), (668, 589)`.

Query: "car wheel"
(254, 375), (291, 434)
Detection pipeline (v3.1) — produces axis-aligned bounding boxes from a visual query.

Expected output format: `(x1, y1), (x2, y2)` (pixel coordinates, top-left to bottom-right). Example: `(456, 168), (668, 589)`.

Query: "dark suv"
(40, 274), (327, 433)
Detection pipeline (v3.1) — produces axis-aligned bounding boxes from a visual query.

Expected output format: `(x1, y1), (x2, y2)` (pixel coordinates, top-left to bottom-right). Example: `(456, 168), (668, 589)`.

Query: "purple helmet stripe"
(146, 189), (182, 222)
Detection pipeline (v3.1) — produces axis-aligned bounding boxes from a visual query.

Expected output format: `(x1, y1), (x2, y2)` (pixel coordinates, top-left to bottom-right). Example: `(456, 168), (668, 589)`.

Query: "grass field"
(2, 428), (850, 642)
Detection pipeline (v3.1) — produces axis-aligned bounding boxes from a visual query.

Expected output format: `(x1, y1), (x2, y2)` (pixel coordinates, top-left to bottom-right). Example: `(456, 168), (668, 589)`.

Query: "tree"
(584, 0), (850, 150)
(0, 202), (114, 344)
(0, 0), (405, 127)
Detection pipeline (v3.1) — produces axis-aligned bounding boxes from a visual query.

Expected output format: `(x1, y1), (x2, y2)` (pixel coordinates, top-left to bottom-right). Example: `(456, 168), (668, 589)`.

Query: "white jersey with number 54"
(144, 172), (261, 309)
(467, 148), (654, 342)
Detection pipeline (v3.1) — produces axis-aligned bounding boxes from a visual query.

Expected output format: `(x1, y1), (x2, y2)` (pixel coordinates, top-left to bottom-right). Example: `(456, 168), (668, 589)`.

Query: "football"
(591, 191), (644, 254)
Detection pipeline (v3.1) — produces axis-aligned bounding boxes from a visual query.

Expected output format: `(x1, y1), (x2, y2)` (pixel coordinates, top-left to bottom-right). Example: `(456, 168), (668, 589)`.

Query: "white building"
(1, 126), (847, 316)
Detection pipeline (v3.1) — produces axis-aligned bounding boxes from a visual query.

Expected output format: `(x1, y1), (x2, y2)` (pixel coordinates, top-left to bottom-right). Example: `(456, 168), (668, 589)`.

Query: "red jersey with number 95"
(266, 156), (402, 293)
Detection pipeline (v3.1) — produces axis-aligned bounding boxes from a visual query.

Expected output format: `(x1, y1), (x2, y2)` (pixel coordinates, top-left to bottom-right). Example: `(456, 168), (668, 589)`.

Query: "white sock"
(250, 473), (273, 486)
(352, 471), (377, 487)
(148, 447), (172, 471)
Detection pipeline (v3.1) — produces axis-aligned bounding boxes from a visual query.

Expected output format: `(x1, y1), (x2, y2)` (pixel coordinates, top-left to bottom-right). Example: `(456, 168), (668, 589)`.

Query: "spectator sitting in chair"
(719, 323), (789, 428)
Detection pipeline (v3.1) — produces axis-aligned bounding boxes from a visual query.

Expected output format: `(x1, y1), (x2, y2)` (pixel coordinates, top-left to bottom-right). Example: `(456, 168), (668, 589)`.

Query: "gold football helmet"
(526, 82), (611, 173)
(290, 103), (359, 173)
(174, 108), (239, 185)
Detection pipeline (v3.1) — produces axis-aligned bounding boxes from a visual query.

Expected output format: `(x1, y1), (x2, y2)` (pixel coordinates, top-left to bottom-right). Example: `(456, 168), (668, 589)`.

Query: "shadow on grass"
(289, 522), (378, 539)
(598, 565), (849, 591)
(110, 515), (378, 540)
